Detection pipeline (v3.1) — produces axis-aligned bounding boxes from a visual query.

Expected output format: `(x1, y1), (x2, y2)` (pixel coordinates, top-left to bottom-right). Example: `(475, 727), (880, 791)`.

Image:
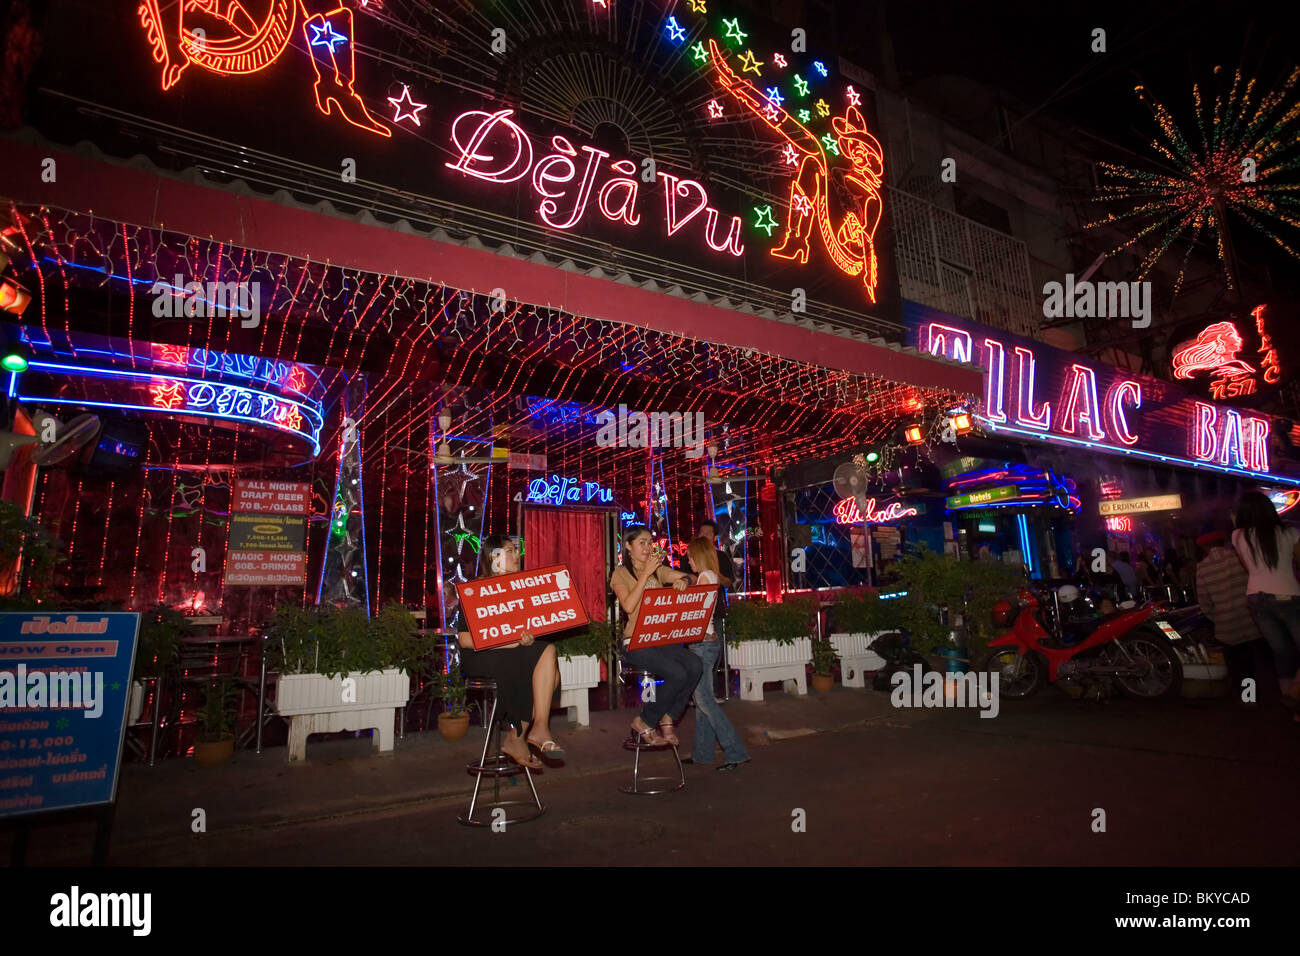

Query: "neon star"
(772, 53), (787, 68)
(707, 99), (724, 119)
(782, 143), (799, 166)
(665, 16), (687, 43)
(387, 85), (427, 126)
(309, 21), (348, 52)
(793, 193), (812, 216)
(797, 108), (811, 123)
(845, 84), (862, 107)
(813, 61), (828, 77)
(820, 133), (839, 155)
(753, 205), (779, 236)
(738, 49), (763, 76)
(815, 98), (830, 117)
(763, 102), (780, 123)
(691, 41), (709, 64)
(451, 529), (479, 551)
(723, 18), (747, 45)
(792, 74), (809, 96)
(688, 0), (706, 11)
(765, 87), (784, 108)
(592, 0), (608, 6)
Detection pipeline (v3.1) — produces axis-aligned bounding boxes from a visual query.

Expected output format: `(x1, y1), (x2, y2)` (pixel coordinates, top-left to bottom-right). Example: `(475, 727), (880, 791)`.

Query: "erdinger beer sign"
(905, 305), (1299, 486)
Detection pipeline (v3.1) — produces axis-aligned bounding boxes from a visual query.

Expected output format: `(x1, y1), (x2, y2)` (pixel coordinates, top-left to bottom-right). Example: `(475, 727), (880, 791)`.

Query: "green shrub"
(727, 595), (818, 647)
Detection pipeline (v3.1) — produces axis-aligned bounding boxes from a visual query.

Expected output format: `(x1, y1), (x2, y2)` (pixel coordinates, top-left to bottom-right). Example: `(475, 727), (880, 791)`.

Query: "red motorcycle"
(979, 587), (1183, 700)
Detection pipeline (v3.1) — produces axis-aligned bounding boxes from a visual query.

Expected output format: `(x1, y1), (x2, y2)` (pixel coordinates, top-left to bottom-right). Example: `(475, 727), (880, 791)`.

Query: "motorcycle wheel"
(979, 647), (1045, 699)
(1111, 630), (1183, 700)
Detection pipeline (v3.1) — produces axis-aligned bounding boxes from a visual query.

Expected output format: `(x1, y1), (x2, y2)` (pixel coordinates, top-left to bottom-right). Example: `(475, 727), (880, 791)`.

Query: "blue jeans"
(1246, 592), (1300, 682)
(624, 644), (702, 728)
(689, 637), (749, 764)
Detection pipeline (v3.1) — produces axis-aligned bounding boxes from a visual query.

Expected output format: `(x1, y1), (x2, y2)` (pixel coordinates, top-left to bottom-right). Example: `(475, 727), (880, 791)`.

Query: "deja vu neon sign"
(916, 318), (1277, 477)
(445, 109), (745, 256)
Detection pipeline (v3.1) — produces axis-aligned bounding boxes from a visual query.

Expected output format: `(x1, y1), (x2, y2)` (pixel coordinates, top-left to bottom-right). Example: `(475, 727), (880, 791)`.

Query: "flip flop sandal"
(530, 739), (566, 759)
(504, 748), (542, 770)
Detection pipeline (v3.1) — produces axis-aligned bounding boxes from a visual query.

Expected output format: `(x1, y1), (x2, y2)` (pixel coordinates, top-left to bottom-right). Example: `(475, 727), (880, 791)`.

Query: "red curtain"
(523, 507), (609, 626)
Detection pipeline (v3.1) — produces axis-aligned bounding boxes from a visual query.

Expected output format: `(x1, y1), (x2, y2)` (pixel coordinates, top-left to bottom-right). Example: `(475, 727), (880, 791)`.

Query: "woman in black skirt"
(456, 535), (564, 769)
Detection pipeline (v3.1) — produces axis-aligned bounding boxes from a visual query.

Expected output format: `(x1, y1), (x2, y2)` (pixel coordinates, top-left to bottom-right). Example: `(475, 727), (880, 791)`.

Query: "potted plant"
(130, 604), (189, 723)
(726, 596), (817, 701)
(265, 602), (424, 762)
(552, 621), (616, 727)
(827, 590), (906, 687)
(433, 658), (470, 740)
(0, 499), (64, 602)
(810, 639), (838, 691)
(193, 677), (237, 767)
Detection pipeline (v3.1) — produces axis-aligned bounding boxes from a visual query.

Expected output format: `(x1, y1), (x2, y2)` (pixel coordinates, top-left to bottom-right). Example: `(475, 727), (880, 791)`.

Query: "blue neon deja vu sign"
(526, 475), (615, 506)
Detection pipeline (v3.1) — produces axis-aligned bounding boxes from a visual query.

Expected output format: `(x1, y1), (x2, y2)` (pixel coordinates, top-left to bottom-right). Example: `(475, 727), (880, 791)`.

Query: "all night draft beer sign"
(457, 565), (590, 650)
(627, 585), (718, 651)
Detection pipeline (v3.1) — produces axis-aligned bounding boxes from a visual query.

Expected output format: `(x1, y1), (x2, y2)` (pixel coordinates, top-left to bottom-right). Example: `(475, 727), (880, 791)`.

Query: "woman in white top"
(683, 536), (751, 771)
(1232, 490), (1300, 713)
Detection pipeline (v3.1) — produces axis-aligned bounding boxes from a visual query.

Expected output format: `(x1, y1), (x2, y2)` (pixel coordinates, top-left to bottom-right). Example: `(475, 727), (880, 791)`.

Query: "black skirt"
(459, 642), (553, 734)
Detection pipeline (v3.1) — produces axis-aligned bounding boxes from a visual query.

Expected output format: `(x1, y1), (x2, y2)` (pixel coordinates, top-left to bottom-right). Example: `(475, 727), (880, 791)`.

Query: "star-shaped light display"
(813, 61), (828, 77)
(815, 98), (830, 117)
(820, 133), (840, 155)
(688, 0), (707, 12)
(765, 87), (784, 108)
(763, 102), (780, 123)
(792, 193), (813, 216)
(665, 16), (686, 43)
(753, 205), (779, 236)
(782, 143), (799, 166)
(792, 74), (809, 97)
(387, 85), (427, 126)
(723, 18), (747, 45)
(797, 108), (811, 123)
(845, 85), (862, 107)
(707, 99), (724, 119)
(310, 21), (348, 52)
(737, 49), (763, 76)
(772, 53), (787, 68)
(691, 41), (709, 64)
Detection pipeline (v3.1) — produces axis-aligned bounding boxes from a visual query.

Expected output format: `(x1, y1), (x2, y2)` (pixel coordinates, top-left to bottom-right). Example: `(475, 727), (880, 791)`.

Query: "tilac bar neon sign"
(833, 497), (917, 524)
(916, 319), (1286, 482)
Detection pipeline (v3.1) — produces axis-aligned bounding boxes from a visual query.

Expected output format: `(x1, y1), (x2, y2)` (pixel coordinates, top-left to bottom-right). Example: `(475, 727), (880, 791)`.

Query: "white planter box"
(275, 669), (410, 763)
(728, 638), (811, 701)
(829, 632), (889, 688)
(557, 654), (600, 727)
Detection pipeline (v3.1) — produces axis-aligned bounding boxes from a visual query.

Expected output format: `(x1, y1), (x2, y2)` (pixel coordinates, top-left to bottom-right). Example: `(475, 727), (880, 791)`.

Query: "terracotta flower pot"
(193, 736), (234, 767)
(812, 674), (835, 692)
(438, 712), (471, 740)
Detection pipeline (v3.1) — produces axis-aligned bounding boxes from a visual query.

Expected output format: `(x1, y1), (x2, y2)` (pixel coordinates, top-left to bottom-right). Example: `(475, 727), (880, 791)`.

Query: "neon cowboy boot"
(301, 6), (391, 137)
(771, 185), (814, 263)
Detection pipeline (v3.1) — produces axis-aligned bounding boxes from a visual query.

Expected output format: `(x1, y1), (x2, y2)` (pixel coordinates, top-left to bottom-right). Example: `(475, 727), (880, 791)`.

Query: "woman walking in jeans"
(683, 537), (751, 771)
(1232, 491), (1300, 717)
(609, 526), (703, 746)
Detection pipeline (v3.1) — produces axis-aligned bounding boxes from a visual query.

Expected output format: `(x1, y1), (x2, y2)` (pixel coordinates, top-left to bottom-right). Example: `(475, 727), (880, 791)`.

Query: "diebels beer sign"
(904, 304), (1300, 487)
(30, 0), (899, 320)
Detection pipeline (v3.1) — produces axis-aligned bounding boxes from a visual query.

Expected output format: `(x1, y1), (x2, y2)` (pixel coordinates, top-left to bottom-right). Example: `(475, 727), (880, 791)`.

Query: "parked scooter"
(978, 585), (1183, 700)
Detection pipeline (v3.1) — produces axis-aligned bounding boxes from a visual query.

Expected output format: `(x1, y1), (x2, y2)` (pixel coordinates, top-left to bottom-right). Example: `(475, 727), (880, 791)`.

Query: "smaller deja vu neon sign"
(526, 475), (615, 507)
(907, 307), (1296, 485)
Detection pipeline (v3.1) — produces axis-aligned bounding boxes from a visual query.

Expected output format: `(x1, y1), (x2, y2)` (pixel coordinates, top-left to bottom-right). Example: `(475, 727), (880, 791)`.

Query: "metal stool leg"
(459, 696), (545, 827)
(465, 695), (498, 823)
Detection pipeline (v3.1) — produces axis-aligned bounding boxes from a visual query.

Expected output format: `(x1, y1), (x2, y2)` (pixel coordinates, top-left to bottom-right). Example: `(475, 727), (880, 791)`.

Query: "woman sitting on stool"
(457, 535), (565, 769)
(609, 525), (703, 747)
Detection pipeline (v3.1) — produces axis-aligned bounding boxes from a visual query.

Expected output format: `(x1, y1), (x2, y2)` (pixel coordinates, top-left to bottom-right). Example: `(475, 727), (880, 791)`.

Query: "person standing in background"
(1111, 551), (1139, 602)
(1195, 530), (1264, 703)
(1232, 491), (1300, 717)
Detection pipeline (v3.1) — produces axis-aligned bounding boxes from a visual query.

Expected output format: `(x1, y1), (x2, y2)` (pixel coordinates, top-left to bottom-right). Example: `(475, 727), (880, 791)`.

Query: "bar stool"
(618, 661), (685, 795)
(458, 678), (545, 827)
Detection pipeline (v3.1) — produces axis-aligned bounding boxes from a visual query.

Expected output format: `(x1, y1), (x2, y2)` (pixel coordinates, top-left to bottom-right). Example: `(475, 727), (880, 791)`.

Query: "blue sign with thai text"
(0, 612), (140, 820)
